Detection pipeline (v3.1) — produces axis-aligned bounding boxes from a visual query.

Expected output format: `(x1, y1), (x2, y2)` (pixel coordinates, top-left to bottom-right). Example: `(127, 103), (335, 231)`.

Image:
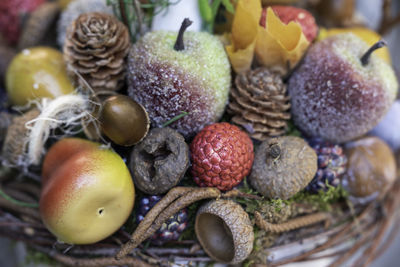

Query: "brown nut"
(195, 199), (254, 264)
(129, 127), (189, 195)
(342, 137), (397, 199)
(249, 136), (318, 200)
(100, 94), (150, 146)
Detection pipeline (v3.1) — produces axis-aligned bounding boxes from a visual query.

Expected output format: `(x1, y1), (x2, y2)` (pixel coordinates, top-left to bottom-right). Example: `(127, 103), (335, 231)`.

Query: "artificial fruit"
(6, 47), (74, 106)
(40, 138), (135, 244)
(288, 33), (398, 143)
(127, 18), (231, 138)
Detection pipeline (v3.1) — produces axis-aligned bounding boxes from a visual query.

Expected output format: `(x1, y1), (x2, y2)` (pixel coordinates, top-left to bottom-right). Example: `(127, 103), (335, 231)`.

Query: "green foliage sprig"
(106, 0), (182, 42)
(199, 0), (235, 32)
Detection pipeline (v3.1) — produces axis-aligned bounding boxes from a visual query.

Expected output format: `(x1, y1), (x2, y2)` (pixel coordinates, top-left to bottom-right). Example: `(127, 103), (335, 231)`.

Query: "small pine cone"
(64, 12), (130, 92)
(228, 67), (291, 141)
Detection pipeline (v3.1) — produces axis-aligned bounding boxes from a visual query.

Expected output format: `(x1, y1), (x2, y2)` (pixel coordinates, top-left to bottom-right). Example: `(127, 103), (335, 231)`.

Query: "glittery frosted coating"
(127, 31), (231, 138)
(288, 33), (398, 143)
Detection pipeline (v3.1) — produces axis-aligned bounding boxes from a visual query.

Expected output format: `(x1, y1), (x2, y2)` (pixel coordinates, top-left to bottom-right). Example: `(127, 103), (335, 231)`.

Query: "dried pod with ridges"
(249, 136), (318, 199)
(64, 12), (130, 92)
(129, 127), (189, 195)
(195, 199), (254, 264)
(342, 137), (396, 200)
(2, 109), (40, 166)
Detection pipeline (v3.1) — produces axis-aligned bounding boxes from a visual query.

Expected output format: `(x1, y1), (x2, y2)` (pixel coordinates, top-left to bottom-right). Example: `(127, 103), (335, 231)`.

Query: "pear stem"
(361, 40), (387, 66)
(174, 18), (193, 51)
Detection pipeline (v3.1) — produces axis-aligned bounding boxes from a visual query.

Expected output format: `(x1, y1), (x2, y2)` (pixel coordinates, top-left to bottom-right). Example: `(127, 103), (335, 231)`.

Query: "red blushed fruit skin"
(0, 0), (45, 44)
(40, 150), (97, 220)
(190, 122), (254, 191)
(260, 6), (318, 42)
(41, 138), (99, 186)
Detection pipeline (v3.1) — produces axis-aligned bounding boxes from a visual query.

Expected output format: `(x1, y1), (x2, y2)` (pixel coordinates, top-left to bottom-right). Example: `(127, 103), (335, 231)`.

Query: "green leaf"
(199, 0), (213, 22)
(211, 0), (222, 17)
(221, 0), (235, 14)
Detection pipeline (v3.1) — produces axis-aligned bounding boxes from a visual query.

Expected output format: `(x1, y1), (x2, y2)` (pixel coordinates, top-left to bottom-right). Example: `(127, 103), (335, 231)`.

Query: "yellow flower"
(226, 0), (310, 74)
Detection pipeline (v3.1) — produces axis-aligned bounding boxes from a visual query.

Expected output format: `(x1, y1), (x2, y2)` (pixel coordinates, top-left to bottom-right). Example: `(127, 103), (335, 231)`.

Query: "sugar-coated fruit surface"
(305, 138), (347, 193)
(370, 100), (400, 151)
(40, 138), (135, 244)
(6, 47), (75, 106)
(288, 33), (398, 143)
(190, 122), (254, 191)
(127, 31), (231, 138)
(136, 195), (188, 245)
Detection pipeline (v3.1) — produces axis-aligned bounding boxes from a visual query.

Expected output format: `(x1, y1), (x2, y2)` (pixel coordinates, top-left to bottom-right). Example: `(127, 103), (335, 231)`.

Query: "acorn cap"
(18, 2), (61, 50)
(342, 136), (397, 199)
(249, 136), (318, 200)
(195, 199), (254, 264)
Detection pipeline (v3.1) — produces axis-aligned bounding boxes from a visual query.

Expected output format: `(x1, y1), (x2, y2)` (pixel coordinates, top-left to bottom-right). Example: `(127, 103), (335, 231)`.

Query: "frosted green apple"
(40, 138), (135, 244)
(127, 19), (231, 138)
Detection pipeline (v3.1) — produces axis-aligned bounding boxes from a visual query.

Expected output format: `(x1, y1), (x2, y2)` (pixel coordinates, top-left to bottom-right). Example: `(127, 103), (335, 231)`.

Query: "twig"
(31, 245), (153, 267)
(133, 0), (144, 36)
(0, 196), (40, 220)
(116, 187), (220, 259)
(255, 211), (332, 233)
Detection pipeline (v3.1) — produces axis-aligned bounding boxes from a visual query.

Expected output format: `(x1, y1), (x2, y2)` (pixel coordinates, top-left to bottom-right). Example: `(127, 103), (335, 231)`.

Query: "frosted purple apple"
(127, 19), (230, 138)
(288, 33), (398, 143)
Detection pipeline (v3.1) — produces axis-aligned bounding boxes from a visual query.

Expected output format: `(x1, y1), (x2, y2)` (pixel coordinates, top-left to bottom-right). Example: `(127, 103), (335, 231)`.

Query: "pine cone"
(64, 12), (130, 92)
(228, 67), (291, 141)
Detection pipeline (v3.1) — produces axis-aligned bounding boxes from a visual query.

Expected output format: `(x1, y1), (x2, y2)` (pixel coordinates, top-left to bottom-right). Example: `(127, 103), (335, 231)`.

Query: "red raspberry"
(190, 122), (254, 191)
(0, 0), (45, 45)
(260, 6), (318, 42)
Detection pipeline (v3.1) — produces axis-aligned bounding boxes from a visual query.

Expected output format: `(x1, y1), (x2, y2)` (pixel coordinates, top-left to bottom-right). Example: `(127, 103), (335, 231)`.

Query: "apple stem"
(361, 39), (387, 66)
(174, 18), (193, 51)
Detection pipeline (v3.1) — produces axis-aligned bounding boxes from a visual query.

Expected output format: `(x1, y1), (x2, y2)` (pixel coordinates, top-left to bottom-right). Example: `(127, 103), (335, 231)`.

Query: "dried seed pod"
(2, 109), (40, 166)
(129, 128), (189, 195)
(195, 199), (254, 264)
(249, 136), (318, 200)
(342, 137), (396, 200)
(100, 95), (150, 146)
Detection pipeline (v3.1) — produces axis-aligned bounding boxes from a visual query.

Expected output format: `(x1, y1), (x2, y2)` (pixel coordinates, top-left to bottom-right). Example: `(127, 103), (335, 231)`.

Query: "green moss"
(25, 247), (59, 266)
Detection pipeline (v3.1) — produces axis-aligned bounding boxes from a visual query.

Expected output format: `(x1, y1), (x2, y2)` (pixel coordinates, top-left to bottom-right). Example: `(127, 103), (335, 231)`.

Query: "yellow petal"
(226, 38), (256, 74)
(231, 0), (262, 50)
(225, 0), (261, 73)
(318, 27), (391, 64)
(255, 7), (310, 70)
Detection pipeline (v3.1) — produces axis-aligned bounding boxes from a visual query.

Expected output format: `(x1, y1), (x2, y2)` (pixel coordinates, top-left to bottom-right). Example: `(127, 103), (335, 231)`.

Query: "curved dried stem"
(255, 211), (332, 233)
(116, 187), (220, 260)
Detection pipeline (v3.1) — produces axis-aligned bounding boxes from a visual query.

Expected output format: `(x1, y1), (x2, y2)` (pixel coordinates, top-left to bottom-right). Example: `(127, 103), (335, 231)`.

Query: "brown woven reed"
(0, 163), (399, 267)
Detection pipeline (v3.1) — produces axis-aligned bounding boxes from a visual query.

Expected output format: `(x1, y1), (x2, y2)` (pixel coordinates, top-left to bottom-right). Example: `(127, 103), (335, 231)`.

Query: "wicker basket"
(0, 158), (399, 267)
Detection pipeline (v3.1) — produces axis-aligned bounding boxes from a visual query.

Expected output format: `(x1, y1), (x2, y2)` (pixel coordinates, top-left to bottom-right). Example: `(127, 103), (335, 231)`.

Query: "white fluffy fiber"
(57, 0), (113, 47)
(370, 100), (400, 151)
(25, 94), (97, 165)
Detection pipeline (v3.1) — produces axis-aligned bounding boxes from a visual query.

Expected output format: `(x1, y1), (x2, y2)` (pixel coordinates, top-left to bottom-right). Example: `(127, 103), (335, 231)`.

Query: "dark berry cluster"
(306, 138), (347, 193)
(136, 195), (188, 245)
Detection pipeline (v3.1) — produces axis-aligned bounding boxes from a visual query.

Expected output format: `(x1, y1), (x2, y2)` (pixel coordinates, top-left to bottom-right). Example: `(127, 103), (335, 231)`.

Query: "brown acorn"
(195, 199), (254, 264)
(342, 137), (397, 199)
(100, 94), (150, 146)
(249, 136), (318, 200)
